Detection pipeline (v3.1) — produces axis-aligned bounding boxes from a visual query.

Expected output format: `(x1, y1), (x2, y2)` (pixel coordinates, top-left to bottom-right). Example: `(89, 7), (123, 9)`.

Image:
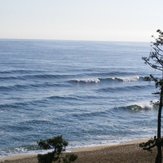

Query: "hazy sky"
(0, 0), (163, 41)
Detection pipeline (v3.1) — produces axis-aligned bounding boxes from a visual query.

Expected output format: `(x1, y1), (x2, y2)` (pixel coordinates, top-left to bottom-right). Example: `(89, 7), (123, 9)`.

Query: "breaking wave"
(69, 76), (152, 84)
(115, 101), (158, 111)
(69, 78), (100, 84)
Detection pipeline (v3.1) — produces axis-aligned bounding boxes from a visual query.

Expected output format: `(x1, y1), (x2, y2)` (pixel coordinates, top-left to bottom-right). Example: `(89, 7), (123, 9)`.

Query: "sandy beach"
(0, 141), (159, 163)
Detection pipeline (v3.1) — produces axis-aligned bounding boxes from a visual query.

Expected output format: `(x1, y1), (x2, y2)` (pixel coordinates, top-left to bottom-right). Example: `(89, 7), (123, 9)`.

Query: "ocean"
(0, 40), (161, 157)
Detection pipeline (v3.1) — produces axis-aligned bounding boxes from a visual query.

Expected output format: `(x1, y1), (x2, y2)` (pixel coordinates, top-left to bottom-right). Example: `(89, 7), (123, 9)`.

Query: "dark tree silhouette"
(37, 135), (77, 163)
(141, 29), (163, 163)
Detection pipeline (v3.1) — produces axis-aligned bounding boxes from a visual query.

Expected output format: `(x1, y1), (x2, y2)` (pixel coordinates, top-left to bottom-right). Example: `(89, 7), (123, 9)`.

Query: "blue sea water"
(0, 40), (161, 156)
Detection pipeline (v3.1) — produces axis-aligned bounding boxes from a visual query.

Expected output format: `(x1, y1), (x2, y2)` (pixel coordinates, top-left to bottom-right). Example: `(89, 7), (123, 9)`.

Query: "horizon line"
(0, 37), (149, 43)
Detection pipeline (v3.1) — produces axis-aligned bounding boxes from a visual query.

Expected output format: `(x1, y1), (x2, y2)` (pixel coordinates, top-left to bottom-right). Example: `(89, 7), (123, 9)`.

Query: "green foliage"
(37, 136), (77, 163)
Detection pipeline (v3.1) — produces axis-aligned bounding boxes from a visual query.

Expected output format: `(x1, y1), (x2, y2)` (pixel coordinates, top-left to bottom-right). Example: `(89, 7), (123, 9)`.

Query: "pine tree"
(141, 29), (163, 163)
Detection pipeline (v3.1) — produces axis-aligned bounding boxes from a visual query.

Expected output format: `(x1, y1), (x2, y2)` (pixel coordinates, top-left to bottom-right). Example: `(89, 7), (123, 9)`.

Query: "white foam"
(131, 100), (158, 110)
(119, 76), (140, 82)
(74, 78), (100, 83)
(138, 102), (152, 109)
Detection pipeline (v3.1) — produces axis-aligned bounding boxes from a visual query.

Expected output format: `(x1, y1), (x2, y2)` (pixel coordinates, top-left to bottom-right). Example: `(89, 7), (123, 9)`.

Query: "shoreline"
(1, 138), (157, 163)
(70, 138), (148, 152)
(0, 138), (147, 159)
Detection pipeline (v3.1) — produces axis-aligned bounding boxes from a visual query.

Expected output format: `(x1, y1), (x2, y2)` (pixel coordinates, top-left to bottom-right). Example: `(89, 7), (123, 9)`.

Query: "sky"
(0, 0), (163, 42)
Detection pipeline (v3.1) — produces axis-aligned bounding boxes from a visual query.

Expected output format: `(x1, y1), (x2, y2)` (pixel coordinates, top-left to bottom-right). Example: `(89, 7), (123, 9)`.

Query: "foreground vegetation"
(37, 136), (77, 163)
(141, 29), (163, 163)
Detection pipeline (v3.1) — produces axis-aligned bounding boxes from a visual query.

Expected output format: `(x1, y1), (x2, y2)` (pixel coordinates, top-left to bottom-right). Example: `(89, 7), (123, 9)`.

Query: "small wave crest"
(100, 76), (139, 82)
(47, 95), (81, 101)
(114, 76), (140, 82)
(69, 76), (151, 85)
(107, 76), (152, 82)
(69, 78), (100, 84)
(115, 101), (157, 112)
